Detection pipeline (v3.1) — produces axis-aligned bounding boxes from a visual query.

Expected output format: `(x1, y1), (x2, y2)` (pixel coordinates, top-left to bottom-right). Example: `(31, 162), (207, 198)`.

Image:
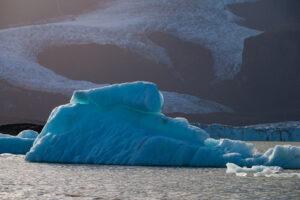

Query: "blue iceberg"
(25, 82), (300, 168)
(0, 130), (38, 154)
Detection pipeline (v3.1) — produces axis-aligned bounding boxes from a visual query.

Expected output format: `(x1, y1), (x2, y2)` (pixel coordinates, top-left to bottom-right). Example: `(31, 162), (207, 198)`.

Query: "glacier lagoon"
(0, 81), (299, 168)
(0, 82), (300, 199)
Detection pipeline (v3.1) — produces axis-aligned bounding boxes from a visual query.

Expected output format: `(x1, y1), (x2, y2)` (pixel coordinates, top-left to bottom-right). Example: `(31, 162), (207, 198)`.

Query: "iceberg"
(0, 130), (38, 154)
(25, 82), (300, 168)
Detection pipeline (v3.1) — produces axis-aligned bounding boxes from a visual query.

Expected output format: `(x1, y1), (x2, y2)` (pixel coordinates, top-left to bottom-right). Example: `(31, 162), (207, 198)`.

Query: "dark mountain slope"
(0, 80), (68, 125)
(0, 0), (105, 29)
(211, 26), (300, 115)
(227, 0), (300, 31)
(38, 32), (215, 96)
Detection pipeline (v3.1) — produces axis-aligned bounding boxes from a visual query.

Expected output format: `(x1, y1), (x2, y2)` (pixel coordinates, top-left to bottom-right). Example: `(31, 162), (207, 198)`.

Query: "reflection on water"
(0, 142), (299, 200)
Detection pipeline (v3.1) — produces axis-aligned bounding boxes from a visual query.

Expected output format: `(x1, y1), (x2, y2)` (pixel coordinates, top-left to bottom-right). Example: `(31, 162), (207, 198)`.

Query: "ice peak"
(70, 81), (164, 113)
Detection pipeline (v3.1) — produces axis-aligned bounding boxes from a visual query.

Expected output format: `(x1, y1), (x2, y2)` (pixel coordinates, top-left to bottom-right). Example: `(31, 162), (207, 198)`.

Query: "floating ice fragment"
(226, 163), (300, 178)
(261, 145), (300, 169)
(0, 130), (38, 154)
(226, 163), (282, 177)
(17, 130), (39, 139)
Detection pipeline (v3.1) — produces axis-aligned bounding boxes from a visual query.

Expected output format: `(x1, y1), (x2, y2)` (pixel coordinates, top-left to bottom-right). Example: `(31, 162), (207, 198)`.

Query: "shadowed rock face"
(202, 0), (300, 122)
(0, 0), (104, 29)
(237, 28), (300, 113)
(38, 32), (215, 96)
(210, 27), (300, 115)
(227, 0), (300, 31)
(38, 43), (183, 92)
(0, 80), (68, 125)
(148, 32), (215, 92)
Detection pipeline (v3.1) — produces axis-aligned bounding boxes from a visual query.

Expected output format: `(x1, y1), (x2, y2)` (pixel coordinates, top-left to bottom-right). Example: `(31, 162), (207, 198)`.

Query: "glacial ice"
(226, 163), (282, 177)
(0, 130), (38, 154)
(25, 82), (300, 169)
(196, 122), (300, 141)
(17, 130), (39, 139)
(70, 82), (164, 113)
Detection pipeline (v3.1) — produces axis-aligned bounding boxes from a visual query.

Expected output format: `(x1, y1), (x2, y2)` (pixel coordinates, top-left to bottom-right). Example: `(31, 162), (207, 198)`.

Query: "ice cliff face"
(25, 82), (300, 168)
(196, 122), (300, 141)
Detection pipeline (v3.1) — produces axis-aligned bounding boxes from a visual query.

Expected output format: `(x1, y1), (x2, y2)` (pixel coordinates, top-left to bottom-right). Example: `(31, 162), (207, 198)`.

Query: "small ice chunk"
(263, 145), (300, 169)
(226, 163), (283, 177)
(17, 130), (39, 139)
(0, 134), (36, 155)
(0, 130), (38, 154)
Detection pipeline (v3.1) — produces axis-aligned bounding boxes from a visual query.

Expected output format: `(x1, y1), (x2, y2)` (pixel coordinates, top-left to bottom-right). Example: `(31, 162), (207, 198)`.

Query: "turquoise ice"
(25, 82), (300, 168)
(0, 130), (38, 154)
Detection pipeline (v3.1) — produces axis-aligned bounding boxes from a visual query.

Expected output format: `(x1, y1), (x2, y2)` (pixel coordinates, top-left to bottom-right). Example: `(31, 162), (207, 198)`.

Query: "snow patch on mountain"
(0, 0), (258, 114)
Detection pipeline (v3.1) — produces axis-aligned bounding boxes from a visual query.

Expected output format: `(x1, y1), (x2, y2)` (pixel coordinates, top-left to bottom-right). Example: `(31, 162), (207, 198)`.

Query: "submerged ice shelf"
(22, 82), (300, 169)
